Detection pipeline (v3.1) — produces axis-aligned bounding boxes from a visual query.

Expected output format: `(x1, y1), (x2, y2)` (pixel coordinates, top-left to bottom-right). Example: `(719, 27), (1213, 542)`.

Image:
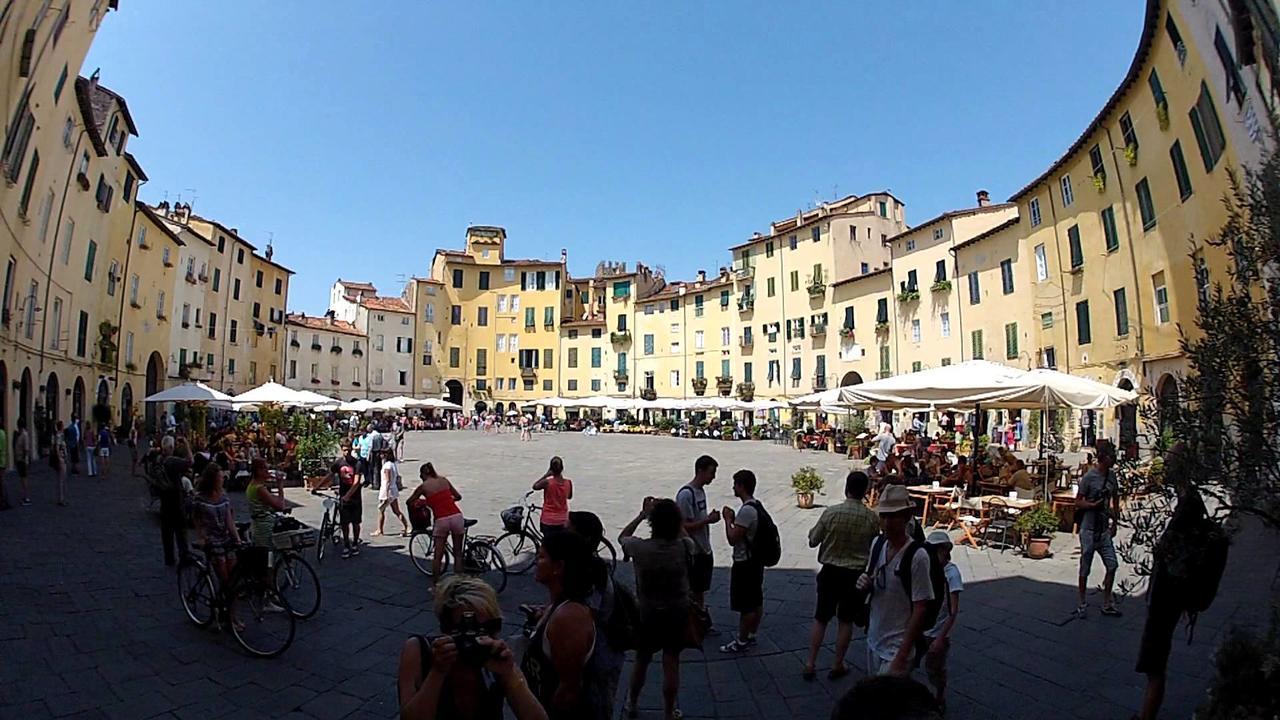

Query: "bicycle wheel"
(409, 532), (450, 576)
(274, 553), (321, 619)
(494, 531), (539, 574)
(465, 540), (507, 593)
(177, 559), (216, 627)
(317, 515), (331, 563)
(597, 537), (619, 575)
(228, 582), (296, 658)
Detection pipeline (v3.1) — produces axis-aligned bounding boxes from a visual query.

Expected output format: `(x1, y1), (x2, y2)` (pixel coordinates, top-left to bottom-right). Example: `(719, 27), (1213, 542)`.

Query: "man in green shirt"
(803, 470), (880, 681)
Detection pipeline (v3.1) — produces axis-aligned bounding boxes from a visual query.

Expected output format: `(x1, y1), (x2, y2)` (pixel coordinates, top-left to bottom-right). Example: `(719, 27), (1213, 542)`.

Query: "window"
(236, 248), (245, 264)
(1120, 111), (1138, 151)
(1000, 259), (1014, 295)
(212, 269), (221, 292)
(83, 240), (97, 282)
(876, 298), (889, 324)
(1101, 206), (1120, 252)
(971, 329), (984, 360)
(612, 280), (631, 298)
(765, 241), (774, 258)
(60, 219), (74, 265)
(1089, 144), (1106, 182)
(720, 326), (730, 346)
(1136, 178), (1156, 231)
(1076, 300), (1092, 345)
(255, 270), (264, 288)
(694, 330), (705, 349)
(669, 298), (679, 311)
(1213, 26), (1245, 106)
(217, 236), (225, 253)
(1036, 311), (1052, 331)
(789, 271), (799, 292)
(1068, 225), (1084, 269)
(208, 313), (217, 339)
(789, 234), (797, 251)
(1029, 198), (1042, 227)
(589, 379), (601, 392)
(1148, 67), (1167, 109)
(1004, 322), (1018, 359)
(934, 259), (946, 284)
(76, 311), (87, 355)
(275, 278), (282, 295)
(62, 117), (73, 149)
(425, 304), (434, 322)
(3, 96), (35, 185)
(695, 361), (705, 379)
(842, 306), (855, 330)
(906, 269), (917, 291)
(497, 334), (507, 353)
(478, 271), (489, 290)
(477, 307), (488, 326)
(476, 348), (488, 375)
(233, 278), (241, 300)
(1148, 271), (1171, 325)
(910, 319), (921, 343)
(767, 277), (775, 297)
(451, 305), (462, 325)
(720, 289), (729, 308)
(1166, 13), (1186, 65)
(544, 349), (554, 370)
(861, 262), (869, 275)
(504, 267), (516, 282)
(524, 307), (534, 328)
(791, 358), (802, 384)
(1113, 287), (1129, 336)
(940, 312), (951, 338)
(1060, 175), (1074, 207)
(811, 226), (820, 243)
(932, 227), (944, 241)
(1034, 244), (1048, 281)
(911, 361), (922, 373)
(251, 302), (260, 319)
(879, 346), (890, 374)
(288, 360), (297, 380)
(48, 297), (62, 350)
(545, 307), (556, 327)
(17, 151), (39, 218)
(1041, 347), (1057, 369)
(643, 334), (654, 355)
(36, 190), (52, 244)
(1189, 81), (1226, 172)
(906, 239), (916, 252)
(878, 201), (888, 218)
(374, 334), (384, 351)
(452, 269), (463, 288)
(743, 362), (753, 383)
(967, 271), (980, 305)
(1170, 140), (1193, 200)
(229, 320), (238, 344)
(449, 347), (460, 368)
(568, 347), (578, 367)
(694, 295), (704, 317)
(590, 348), (601, 368)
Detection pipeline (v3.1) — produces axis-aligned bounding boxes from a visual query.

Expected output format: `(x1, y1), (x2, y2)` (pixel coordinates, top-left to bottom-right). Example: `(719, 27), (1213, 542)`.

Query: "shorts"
(16, 461), (28, 477)
(1136, 573), (1187, 675)
(433, 512), (466, 539)
(98, 448), (110, 458)
(1079, 527), (1118, 579)
(638, 604), (689, 655)
(729, 560), (764, 613)
(915, 635), (950, 687)
(689, 552), (713, 594)
(814, 565), (863, 623)
(339, 499), (362, 525)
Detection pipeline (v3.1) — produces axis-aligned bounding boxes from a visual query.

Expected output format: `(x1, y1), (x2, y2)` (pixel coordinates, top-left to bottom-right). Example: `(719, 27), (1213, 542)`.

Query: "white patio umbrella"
(144, 382), (233, 404)
(292, 389), (340, 407)
(232, 381), (307, 406)
(338, 399), (377, 413)
(1013, 369), (1140, 409)
(837, 360), (1031, 410)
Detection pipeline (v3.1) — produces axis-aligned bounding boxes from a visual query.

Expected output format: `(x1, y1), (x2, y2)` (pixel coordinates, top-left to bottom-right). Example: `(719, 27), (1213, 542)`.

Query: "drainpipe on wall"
(948, 247), (965, 361)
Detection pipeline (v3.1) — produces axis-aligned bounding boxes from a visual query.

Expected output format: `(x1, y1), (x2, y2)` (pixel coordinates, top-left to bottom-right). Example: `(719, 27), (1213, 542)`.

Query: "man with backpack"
(1076, 439), (1122, 619)
(719, 469), (780, 654)
(857, 485), (936, 676)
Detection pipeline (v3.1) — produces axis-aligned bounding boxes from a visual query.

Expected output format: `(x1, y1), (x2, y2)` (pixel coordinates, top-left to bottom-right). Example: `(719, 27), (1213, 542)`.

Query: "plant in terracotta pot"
(791, 465), (825, 509)
(1014, 504), (1060, 559)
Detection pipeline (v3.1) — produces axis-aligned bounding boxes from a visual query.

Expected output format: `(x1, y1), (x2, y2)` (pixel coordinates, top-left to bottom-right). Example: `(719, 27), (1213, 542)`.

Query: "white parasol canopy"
(1014, 368), (1139, 409)
(338, 399), (377, 413)
(420, 398), (463, 410)
(232, 381), (308, 406)
(145, 382), (233, 404)
(292, 389), (340, 407)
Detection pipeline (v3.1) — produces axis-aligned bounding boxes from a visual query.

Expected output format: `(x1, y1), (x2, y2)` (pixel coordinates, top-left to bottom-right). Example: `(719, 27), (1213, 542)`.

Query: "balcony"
(733, 264), (754, 280)
(184, 271), (197, 285)
(813, 375), (828, 391)
(610, 329), (631, 344)
(838, 326), (855, 341)
(716, 376), (733, 395)
(806, 279), (826, 297)
(613, 371), (629, 383)
(691, 376), (708, 396)
(330, 345), (342, 354)
(352, 347), (363, 357)
(738, 334), (753, 347)
(521, 367), (537, 379)
(310, 342), (322, 351)
(735, 381), (754, 401)
(811, 321), (827, 336)
(640, 387), (656, 401)
(737, 295), (754, 313)
(875, 321), (889, 334)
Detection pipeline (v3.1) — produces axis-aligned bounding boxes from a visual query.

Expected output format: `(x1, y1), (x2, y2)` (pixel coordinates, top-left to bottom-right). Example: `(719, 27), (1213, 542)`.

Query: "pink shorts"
(433, 512), (466, 539)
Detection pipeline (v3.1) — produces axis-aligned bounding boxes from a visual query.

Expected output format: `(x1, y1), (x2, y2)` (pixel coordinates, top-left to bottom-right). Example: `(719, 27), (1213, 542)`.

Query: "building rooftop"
(883, 202), (1017, 245)
(831, 266), (892, 288)
(360, 296), (412, 313)
(286, 313), (364, 337)
(952, 216), (1023, 253)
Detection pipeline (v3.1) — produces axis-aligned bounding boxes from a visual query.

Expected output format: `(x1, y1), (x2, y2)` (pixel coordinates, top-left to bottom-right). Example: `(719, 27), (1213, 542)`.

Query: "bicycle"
(312, 488), (344, 563)
(176, 544), (296, 658)
(494, 490), (618, 575)
(241, 516), (322, 620)
(408, 517), (508, 593)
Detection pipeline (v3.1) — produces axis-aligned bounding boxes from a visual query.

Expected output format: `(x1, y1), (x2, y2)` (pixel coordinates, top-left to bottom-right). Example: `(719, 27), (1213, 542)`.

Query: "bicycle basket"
(273, 527), (317, 550)
(501, 506), (524, 533)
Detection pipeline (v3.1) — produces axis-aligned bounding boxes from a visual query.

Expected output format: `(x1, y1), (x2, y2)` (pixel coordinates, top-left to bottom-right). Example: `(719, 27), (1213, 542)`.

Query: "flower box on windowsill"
(838, 327), (855, 340)
(1156, 100), (1169, 131)
(310, 343), (322, 351)
(353, 381), (361, 387)
(640, 387), (656, 401)
(331, 379), (340, 385)
(1091, 173), (1106, 193)
(310, 378), (320, 384)
(736, 381), (754, 401)
(930, 280), (951, 293)
(352, 348), (363, 357)
(737, 297), (754, 312)
(330, 346), (342, 354)
(811, 322), (827, 336)
(875, 321), (889, 334)
(807, 281), (826, 297)
(897, 290), (920, 303)
(125, 362), (137, 372)
(130, 301), (142, 309)
(1124, 143), (1138, 167)
(614, 371), (629, 384)
(610, 330), (631, 344)
(691, 377), (708, 396)
(76, 172), (90, 191)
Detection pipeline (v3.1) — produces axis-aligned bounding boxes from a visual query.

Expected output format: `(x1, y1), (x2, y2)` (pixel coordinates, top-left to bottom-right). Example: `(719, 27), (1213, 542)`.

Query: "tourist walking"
(1075, 439), (1122, 618)
(619, 497), (695, 720)
(13, 420), (31, 506)
(51, 420), (68, 506)
(803, 470), (880, 681)
(522, 532), (603, 719)
(127, 418), (139, 476)
(333, 464), (363, 557)
(64, 418), (79, 475)
(720, 469), (770, 654)
(84, 423), (97, 477)
(917, 530), (962, 712)
(857, 485), (935, 676)
(354, 426), (372, 489)
(397, 576), (547, 720)
(96, 422), (113, 476)
(676, 454), (721, 634)
(873, 423), (896, 474)
(532, 456), (572, 536)
(375, 448), (410, 537)
(405, 462), (464, 577)
(394, 418), (406, 461)
(159, 436), (192, 566)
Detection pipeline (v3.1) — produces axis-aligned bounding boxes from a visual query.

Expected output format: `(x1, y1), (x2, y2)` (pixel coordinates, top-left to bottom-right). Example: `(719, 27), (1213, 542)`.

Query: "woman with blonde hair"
(397, 576), (546, 720)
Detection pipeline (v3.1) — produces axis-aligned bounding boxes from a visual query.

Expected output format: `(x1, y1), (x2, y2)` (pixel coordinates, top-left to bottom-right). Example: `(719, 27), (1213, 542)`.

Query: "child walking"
(919, 530), (963, 713)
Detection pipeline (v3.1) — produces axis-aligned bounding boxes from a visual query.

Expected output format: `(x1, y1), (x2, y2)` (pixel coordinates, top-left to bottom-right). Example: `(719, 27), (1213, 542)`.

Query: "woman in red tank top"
(406, 463), (465, 580)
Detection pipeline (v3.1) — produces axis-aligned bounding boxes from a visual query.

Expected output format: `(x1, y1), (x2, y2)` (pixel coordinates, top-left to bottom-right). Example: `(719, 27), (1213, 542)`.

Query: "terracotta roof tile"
(360, 296), (411, 313)
(285, 313), (364, 337)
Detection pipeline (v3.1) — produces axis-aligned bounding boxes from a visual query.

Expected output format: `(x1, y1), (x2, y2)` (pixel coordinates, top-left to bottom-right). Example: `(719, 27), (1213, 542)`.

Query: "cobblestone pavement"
(1, 429), (1275, 719)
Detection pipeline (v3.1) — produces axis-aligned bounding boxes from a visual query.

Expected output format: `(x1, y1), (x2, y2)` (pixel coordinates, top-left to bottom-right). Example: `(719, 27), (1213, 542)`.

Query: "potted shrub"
(1014, 504), (1060, 559)
(791, 466), (824, 509)
(691, 377), (708, 396)
(720, 419), (736, 440)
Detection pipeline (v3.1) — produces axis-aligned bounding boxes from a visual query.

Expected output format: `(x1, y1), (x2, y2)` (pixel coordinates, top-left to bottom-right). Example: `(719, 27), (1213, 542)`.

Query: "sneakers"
(718, 637), (754, 654)
(340, 548), (352, 559)
(1074, 604), (1088, 620)
(1101, 604), (1123, 617)
(350, 543), (361, 557)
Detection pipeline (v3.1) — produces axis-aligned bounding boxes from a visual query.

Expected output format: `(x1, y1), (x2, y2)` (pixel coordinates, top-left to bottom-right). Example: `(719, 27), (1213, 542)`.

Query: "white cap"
(926, 530), (953, 546)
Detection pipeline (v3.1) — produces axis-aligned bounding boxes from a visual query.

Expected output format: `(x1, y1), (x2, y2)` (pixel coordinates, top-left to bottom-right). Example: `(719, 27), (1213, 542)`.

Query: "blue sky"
(88, 1), (1144, 315)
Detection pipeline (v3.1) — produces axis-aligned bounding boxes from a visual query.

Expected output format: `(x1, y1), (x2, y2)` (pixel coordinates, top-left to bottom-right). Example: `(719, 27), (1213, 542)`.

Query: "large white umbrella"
(420, 398), (462, 411)
(837, 360), (1031, 410)
(232, 381), (306, 406)
(1013, 369), (1139, 409)
(145, 382), (233, 404)
(743, 399), (788, 411)
(292, 389), (340, 407)
(339, 399), (377, 413)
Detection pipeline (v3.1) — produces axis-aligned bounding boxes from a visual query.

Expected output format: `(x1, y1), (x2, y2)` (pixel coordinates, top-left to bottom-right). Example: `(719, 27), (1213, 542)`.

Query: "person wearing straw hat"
(857, 485), (935, 677)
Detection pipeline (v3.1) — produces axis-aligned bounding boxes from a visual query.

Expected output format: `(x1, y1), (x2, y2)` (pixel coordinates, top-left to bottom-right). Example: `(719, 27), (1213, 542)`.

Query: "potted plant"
(1124, 142), (1139, 167)
(1155, 100), (1169, 131)
(875, 321), (890, 334)
(721, 419), (736, 440)
(691, 376), (708, 396)
(930, 280), (951, 293)
(791, 466), (825, 509)
(1014, 504), (1060, 559)
(1092, 173), (1106, 193)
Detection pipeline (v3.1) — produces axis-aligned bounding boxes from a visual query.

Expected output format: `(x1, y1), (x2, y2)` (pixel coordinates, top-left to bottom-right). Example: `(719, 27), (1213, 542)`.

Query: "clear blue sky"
(87, 1), (1144, 315)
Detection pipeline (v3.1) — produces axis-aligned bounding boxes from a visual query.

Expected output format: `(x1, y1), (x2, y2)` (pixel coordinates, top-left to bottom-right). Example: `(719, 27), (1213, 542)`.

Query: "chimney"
(265, 243), (273, 261)
(976, 190), (990, 207)
(230, 228), (238, 236)
(174, 202), (190, 224)
(560, 248), (567, 265)
(696, 269), (706, 283)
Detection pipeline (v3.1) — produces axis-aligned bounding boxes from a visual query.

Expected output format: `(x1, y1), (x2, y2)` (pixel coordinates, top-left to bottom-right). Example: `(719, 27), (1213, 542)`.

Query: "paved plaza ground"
(1, 429), (1276, 719)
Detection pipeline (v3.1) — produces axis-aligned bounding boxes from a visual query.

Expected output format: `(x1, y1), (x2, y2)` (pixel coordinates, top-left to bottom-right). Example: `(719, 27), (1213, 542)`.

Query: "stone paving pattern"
(1, 429), (1276, 719)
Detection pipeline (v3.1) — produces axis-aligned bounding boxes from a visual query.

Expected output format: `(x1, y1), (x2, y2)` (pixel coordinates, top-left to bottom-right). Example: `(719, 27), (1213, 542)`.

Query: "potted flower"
(1156, 100), (1169, 131)
(1014, 504), (1060, 559)
(791, 466), (825, 509)
(1092, 173), (1106, 193)
(691, 376), (708, 396)
(1124, 143), (1139, 167)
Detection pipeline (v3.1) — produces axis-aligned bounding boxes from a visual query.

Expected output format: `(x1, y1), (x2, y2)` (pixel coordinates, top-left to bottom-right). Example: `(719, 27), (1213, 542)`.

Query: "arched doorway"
(839, 371), (864, 387)
(444, 379), (463, 407)
(145, 352), (164, 433)
(72, 376), (85, 421)
(1117, 378), (1138, 458)
(1156, 375), (1178, 436)
(18, 367), (32, 430)
(45, 373), (60, 425)
(494, 401), (505, 416)
(474, 401), (488, 415)
(94, 377), (110, 429)
(120, 383), (134, 433)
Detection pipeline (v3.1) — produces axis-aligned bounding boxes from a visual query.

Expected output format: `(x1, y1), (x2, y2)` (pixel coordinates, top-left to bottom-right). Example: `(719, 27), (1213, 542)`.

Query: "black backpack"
(744, 500), (781, 567)
(1156, 489), (1229, 616)
(860, 535), (948, 632)
(602, 578), (642, 652)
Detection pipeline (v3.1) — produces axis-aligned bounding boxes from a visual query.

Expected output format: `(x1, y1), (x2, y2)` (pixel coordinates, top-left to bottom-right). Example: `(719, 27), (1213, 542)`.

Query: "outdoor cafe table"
(975, 495), (1037, 511)
(907, 484), (952, 523)
(1050, 489), (1079, 533)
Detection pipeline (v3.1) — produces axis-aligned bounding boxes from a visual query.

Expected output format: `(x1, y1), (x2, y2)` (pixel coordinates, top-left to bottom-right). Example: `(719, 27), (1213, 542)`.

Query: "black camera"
(451, 612), (496, 665)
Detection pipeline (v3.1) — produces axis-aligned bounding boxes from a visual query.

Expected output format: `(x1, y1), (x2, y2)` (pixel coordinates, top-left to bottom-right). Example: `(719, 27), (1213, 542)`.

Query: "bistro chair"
(984, 497), (1021, 553)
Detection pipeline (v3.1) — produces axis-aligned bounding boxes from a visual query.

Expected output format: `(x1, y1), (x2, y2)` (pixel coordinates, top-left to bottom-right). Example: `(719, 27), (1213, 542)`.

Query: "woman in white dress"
(374, 448), (410, 537)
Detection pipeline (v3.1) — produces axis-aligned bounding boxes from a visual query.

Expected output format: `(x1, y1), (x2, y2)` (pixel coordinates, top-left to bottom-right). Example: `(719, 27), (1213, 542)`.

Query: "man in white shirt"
(858, 485), (934, 676)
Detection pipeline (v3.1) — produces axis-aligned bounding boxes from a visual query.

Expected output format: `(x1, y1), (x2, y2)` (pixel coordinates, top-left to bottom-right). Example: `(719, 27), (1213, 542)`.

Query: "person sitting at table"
(923, 453), (946, 482)
(1009, 460), (1035, 493)
(900, 456), (921, 484)
(946, 456), (973, 489)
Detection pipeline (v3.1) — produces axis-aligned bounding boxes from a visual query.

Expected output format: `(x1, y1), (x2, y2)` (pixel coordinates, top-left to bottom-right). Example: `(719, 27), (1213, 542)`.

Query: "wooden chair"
(938, 487), (988, 548)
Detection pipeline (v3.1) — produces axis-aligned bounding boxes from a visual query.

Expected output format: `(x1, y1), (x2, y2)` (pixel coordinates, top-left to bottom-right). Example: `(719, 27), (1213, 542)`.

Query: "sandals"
(828, 666), (850, 681)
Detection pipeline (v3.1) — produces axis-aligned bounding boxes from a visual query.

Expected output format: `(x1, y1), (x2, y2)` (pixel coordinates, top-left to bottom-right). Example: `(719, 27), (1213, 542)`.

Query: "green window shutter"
(972, 329), (984, 360)
(1101, 207), (1119, 252)
(1005, 322), (1018, 359)
(524, 307), (534, 327)
(1076, 301), (1092, 345)
(1169, 141), (1193, 200)
(544, 306), (554, 325)
(721, 359), (730, 377)
(1068, 225), (1083, 268)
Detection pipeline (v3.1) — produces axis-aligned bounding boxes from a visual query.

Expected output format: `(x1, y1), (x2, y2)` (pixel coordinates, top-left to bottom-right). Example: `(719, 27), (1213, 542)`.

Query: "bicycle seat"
(464, 518), (478, 528)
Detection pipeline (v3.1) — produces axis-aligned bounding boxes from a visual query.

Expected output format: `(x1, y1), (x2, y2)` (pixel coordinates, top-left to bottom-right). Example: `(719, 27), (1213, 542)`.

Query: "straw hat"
(872, 485), (915, 514)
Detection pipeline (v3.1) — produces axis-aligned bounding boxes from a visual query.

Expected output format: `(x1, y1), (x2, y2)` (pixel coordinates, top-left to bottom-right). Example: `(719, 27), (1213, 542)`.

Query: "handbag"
(682, 604), (708, 649)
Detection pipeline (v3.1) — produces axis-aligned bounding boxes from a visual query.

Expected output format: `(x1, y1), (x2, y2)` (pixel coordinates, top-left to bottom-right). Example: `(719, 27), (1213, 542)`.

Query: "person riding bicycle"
(191, 464), (243, 589)
(245, 458), (287, 579)
(406, 462), (465, 581)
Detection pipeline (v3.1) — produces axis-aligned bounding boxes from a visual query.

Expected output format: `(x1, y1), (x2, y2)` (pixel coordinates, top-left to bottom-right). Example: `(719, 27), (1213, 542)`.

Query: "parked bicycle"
(313, 488), (344, 563)
(176, 543), (296, 658)
(494, 490), (618, 575)
(408, 517), (508, 592)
